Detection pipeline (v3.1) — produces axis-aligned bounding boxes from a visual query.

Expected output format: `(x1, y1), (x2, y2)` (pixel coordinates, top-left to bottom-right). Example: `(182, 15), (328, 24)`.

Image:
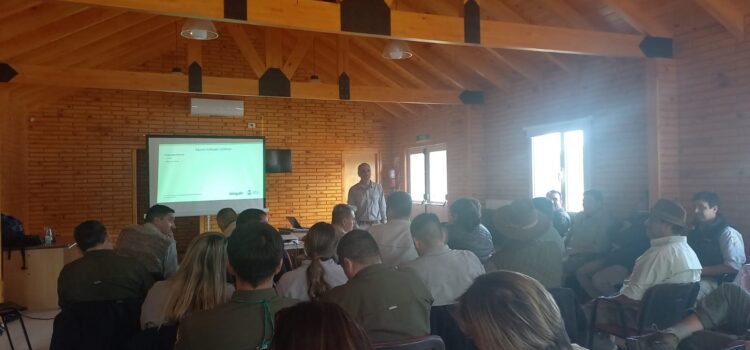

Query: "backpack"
(1, 214), (26, 246)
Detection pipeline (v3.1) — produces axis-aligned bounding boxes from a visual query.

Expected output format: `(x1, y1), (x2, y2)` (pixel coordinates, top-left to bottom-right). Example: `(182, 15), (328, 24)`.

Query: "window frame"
(407, 144), (448, 205)
(524, 118), (591, 212)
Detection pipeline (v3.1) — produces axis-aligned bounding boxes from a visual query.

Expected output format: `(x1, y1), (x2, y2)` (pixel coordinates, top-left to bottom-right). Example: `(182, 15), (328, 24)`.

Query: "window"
(409, 146), (447, 204)
(527, 119), (589, 212)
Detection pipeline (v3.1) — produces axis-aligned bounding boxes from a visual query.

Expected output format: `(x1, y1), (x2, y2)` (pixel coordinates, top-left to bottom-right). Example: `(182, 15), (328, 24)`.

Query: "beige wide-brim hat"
(492, 199), (552, 241)
(650, 198), (688, 228)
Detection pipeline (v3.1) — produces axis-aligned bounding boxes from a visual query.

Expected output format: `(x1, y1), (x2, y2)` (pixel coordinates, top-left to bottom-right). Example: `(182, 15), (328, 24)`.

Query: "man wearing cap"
(588, 199), (702, 349)
(491, 198), (565, 288)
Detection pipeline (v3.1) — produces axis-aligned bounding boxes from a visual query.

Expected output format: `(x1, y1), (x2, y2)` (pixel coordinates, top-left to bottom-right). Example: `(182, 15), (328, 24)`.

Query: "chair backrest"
(637, 282), (699, 332)
(51, 299), (143, 350)
(374, 335), (445, 350)
(429, 305), (477, 350)
(548, 287), (585, 344)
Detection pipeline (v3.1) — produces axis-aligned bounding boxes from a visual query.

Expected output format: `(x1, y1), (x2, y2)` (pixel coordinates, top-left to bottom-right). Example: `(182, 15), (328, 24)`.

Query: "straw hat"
(492, 199), (552, 241)
(650, 198), (688, 228)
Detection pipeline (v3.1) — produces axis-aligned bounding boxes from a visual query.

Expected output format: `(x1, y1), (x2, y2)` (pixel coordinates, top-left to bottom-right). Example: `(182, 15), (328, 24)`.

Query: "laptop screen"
(286, 216), (302, 229)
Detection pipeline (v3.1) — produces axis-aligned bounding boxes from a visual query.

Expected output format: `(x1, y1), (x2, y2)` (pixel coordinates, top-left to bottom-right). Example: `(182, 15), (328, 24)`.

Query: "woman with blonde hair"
(140, 232), (234, 329)
(276, 222), (347, 301)
(457, 271), (585, 350)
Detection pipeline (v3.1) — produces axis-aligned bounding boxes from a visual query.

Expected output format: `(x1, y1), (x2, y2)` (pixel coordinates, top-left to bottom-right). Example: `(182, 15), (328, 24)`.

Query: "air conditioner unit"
(190, 98), (244, 117)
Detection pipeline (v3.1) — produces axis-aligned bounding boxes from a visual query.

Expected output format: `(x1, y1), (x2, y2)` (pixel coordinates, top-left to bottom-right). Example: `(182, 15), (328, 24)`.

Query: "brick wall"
(482, 58), (651, 218)
(389, 105), (486, 221)
(672, 20), (750, 234)
(0, 92), (28, 224)
(22, 91), (389, 243)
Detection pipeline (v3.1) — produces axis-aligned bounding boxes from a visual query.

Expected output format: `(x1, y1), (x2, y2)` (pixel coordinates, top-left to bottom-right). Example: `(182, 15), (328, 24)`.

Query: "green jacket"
(175, 289), (297, 350)
(57, 249), (154, 308)
(321, 264), (433, 342)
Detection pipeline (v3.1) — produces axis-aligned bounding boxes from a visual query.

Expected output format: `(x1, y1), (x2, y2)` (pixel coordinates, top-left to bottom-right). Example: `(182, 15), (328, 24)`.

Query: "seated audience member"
(491, 199), (564, 288)
(236, 208), (268, 226)
(588, 199), (702, 350)
(456, 271), (584, 350)
(117, 204), (179, 280)
(369, 192), (418, 266)
(400, 213), (485, 306)
(331, 203), (356, 239)
(271, 302), (374, 350)
(321, 230), (433, 342)
(547, 190), (573, 237)
(216, 208), (238, 236)
(276, 223), (348, 301)
(446, 197), (495, 262)
(175, 223), (298, 350)
(577, 211), (650, 299)
(141, 232), (234, 329)
(687, 191), (745, 298)
(58, 220), (154, 307)
(564, 190), (613, 279)
(627, 283), (750, 350)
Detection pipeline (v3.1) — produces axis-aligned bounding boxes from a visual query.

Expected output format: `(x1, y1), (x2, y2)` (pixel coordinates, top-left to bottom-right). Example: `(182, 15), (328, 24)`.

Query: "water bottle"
(44, 226), (53, 245)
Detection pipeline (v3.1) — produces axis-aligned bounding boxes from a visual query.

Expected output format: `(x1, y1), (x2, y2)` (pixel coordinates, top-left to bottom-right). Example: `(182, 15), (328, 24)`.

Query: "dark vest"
(687, 215), (729, 267)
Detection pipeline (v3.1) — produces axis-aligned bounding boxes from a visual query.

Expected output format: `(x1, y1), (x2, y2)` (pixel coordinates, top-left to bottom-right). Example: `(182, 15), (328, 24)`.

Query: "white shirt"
(400, 245), (485, 306)
(369, 219), (419, 266)
(348, 181), (386, 222)
(276, 259), (348, 301)
(719, 226), (745, 271)
(620, 235), (702, 301)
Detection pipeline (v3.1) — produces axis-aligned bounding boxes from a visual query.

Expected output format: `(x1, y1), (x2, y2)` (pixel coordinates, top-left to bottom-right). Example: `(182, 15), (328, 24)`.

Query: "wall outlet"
(247, 122), (256, 129)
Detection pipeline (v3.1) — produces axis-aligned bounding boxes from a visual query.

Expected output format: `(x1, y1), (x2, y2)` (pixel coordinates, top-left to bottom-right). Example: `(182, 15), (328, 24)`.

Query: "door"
(342, 150), (380, 202)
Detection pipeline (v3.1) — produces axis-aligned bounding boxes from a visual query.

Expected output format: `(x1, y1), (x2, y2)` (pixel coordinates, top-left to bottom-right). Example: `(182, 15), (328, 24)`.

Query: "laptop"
(286, 217), (308, 232)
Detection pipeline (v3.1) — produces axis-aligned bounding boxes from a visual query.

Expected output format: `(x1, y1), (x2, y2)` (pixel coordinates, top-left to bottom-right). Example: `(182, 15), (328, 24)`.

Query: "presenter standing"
(347, 163), (386, 230)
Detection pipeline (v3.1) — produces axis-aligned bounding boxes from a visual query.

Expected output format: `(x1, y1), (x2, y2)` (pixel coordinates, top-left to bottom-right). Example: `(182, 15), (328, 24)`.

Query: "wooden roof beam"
(4, 64), (470, 105)
(352, 39), (430, 88)
(543, 0), (597, 30)
(0, 0), (46, 20)
(11, 13), (158, 64)
(694, 0), (750, 39)
(605, 0), (673, 37)
(54, 0), (648, 57)
(281, 32), (312, 78)
(226, 24), (266, 77)
(0, 3), (88, 42)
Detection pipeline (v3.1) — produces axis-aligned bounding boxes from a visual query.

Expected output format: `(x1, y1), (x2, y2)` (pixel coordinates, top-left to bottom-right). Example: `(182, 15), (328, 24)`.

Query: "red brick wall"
(0, 93), (28, 224)
(482, 58), (651, 218)
(389, 105), (486, 221)
(672, 20), (750, 234)
(21, 91), (389, 241)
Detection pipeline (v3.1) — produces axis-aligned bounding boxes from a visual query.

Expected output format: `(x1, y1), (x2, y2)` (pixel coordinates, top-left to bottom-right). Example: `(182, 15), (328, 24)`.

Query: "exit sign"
(416, 134), (430, 142)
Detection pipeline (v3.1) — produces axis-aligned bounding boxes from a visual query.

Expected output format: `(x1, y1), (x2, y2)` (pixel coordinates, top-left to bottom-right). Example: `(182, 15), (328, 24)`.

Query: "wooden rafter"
(282, 32), (313, 78)
(0, 3), (88, 42)
(54, 0), (648, 57)
(543, 0), (597, 30)
(433, 45), (510, 90)
(694, 0), (750, 39)
(186, 40), (202, 66)
(11, 13), (158, 64)
(0, 7), (126, 61)
(5, 64), (470, 105)
(352, 39), (430, 88)
(605, 0), (673, 37)
(264, 28), (283, 69)
(226, 24), (266, 77)
(0, 0), (46, 20)
(409, 44), (484, 90)
(475, 0), (578, 73)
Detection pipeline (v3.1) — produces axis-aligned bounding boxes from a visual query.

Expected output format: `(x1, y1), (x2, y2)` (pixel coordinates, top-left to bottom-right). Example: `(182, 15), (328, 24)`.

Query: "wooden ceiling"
(1, 0), (749, 118)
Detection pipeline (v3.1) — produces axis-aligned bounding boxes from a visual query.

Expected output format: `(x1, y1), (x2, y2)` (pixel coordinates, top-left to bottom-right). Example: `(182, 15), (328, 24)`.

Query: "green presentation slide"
(157, 142), (264, 203)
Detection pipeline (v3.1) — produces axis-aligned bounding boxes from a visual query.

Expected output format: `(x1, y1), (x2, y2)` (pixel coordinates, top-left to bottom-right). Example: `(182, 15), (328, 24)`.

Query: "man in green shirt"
(175, 222), (298, 350)
(322, 229), (433, 342)
(57, 220), (154, 308)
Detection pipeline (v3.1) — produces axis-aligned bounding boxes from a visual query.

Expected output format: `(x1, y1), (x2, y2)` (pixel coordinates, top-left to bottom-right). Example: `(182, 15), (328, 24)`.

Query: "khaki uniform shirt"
(116, 223), (178, 279)
(175, 289), (298, 350)
(321, 264), (433, 342)
(57, 249), (154, 308)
